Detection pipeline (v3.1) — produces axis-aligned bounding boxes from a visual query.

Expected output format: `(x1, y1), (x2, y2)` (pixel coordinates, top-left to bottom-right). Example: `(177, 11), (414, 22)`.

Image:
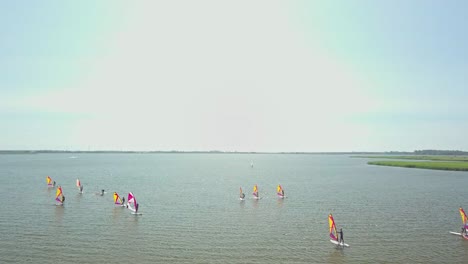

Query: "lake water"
(1, 153), (468, 263)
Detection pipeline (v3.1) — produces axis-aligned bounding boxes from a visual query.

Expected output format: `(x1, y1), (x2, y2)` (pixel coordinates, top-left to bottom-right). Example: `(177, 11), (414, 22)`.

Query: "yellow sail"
(460, 207), (468, 226)
(328, 214), (338, 241)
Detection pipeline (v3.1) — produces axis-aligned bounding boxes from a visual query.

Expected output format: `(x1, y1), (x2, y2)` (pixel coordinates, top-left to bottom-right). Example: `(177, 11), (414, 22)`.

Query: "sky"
(1, 0), (468, 152)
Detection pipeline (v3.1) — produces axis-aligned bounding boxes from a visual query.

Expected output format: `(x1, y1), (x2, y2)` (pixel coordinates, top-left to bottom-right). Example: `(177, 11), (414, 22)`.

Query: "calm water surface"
(1, 153), (468, 263)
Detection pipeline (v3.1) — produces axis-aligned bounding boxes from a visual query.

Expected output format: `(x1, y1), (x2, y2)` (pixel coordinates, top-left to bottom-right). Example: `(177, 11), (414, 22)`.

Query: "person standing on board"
(338, 228), (344, 243)
(100, 189), (105, 196)
(462, 226), (466, 235)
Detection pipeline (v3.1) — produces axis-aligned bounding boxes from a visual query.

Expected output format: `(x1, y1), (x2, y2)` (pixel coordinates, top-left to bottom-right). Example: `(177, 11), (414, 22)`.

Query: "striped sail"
(114, 192), (124, 205)
(55, 186), (64, 205)
(252, 184), (259, 198)
(277, 184), (284, 197)
(329, 214), (338, 242)
(460, 207), (468, 229)
(46, 176), (53, 187)
(127, 192), (138, 212)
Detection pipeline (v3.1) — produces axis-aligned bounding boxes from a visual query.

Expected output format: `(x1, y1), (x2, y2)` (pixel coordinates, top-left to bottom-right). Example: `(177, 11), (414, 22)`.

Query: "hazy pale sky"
(2, 0), (468, 152)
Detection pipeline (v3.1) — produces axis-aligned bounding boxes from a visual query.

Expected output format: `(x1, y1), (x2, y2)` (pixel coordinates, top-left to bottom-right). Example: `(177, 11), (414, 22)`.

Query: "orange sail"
(46, 176), (54, 187)
(277, 184), (284, 197)
(252, 184), (259, 198)
(55, 186), (64, 205)
(114, 192), (124, 205)
(460, 207), (468, 228)
(328, 214), (338, 241)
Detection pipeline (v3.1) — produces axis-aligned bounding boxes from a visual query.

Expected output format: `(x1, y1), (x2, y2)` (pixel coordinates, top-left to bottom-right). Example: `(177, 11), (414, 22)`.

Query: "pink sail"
(127, 192), (138, 212)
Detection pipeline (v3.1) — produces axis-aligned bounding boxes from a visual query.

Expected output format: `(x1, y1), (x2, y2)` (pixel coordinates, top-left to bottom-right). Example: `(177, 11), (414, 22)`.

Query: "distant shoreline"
(1, 149), (467, 156)
(0, 150), (386, 155)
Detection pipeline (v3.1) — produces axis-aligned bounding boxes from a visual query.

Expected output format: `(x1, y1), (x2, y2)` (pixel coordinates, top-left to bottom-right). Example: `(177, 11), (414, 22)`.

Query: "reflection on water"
(252, 198), (259, 209)
(276, 197), (284, 208)
(54, 205), (64, 225)
(327, 248), (345, 264)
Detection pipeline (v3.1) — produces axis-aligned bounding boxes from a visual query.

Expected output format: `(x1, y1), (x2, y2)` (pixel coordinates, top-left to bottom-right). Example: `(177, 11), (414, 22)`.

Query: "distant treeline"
(0, 149), (467, 155)
(413, 150), (468, 155)
(383, 150), (468, 155)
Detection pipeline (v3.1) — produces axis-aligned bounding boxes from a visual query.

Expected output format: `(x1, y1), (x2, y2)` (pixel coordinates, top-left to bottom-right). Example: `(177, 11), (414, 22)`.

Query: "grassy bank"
(355, 155), (468, 162)
(368, 160), (468, 171)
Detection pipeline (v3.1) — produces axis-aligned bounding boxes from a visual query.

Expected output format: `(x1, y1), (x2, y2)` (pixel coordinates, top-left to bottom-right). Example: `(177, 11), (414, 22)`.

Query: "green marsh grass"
(368, 160), (468, 171)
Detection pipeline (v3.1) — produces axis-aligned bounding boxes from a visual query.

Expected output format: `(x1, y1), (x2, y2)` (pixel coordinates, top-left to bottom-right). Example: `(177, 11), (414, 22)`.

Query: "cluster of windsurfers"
(239, 184), (285, 200)
(46, 176), (140, 214)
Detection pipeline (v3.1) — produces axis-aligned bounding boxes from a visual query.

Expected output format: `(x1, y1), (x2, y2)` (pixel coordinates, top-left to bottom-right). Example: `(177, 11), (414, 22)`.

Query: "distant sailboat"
(127, 192), (141, 215)
(250, 162), (254, 168)
(46, 176), (55, 188)
(113, 192), (125, 207)
(239, 187), (245, 200)
(252, 184), (259, 199)
(55, 186), (65, 206)
(277, 184), (285, 198)
(76, 179), (83, 193)
(328, 214), (349, 247)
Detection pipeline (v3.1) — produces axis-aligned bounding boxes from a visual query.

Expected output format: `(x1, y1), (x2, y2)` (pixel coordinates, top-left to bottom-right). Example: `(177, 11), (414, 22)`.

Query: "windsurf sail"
(55, 186), (64, 205)
(127, 192), (138, 212)
(253, 184), (259, 198)
(46, 176), (54, 187)
(329, 214), (338, 242)
(277, 184), (284, 197)
(76, 178), (83, 192)
(239, 187), (245, 199)
(114, 192), (124, 206)
(460, 207), (468, 229)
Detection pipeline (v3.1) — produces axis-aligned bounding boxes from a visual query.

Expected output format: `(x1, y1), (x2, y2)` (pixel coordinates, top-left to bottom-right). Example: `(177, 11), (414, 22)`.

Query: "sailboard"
(450, 207), (468, 239)
(127, 192), (142, 215)
(114, 192), (125, 207)
(329, 214), (349, 247)
(277, 184), (285, 198)
(252, 184), (260, 199)
(239, 187), (246, 200)
(55, 186), (65, 206)
(46, 176), (55, 187)
(76, 179), (83, 193)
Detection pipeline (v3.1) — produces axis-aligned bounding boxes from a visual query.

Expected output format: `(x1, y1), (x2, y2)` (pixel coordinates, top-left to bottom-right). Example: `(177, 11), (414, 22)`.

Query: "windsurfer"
(462, 227), (466, 235)
(61, 196), (65, 203)
(338, 228), (344, 243)
(101, 189), (105, 196)
(135, 203), (139, 213)
(122, 197), (125, 204)
(240, 193), (245, 199)
(53, 181), (56, 187)
(80, 185), (83, 193)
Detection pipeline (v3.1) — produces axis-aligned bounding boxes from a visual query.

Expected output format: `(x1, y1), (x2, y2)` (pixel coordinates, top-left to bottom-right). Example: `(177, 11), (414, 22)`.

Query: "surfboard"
(450, 231), (462, 235)
(330, 239), (350, 247)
